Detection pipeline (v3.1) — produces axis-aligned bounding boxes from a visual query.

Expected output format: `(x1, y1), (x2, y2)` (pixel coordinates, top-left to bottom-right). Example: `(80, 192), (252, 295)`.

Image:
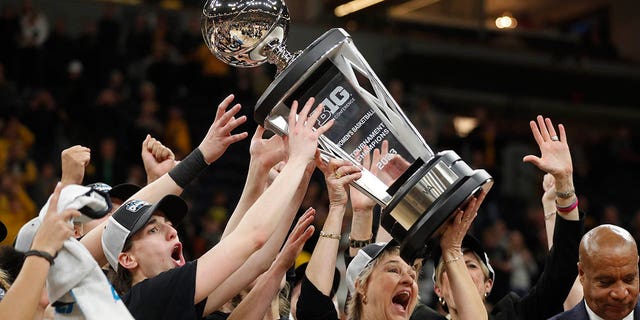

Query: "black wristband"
(348, 234), (373, 248)
(25, 250), (55, 265)
(168, 148), (208, 188)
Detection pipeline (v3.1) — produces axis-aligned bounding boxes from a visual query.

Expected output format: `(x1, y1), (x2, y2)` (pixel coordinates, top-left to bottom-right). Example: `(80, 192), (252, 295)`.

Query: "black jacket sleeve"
(490, 212), (585, 320)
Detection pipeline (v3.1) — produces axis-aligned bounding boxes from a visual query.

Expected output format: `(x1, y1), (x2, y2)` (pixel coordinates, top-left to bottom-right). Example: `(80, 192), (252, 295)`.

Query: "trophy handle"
(262, 39), (301, 74)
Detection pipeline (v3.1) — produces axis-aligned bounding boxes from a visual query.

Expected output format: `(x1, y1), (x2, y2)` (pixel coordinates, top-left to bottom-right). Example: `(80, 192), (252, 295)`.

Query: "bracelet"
(544, 212), (556, 220)
(555, 189), (576, 199)
(444, 255), (462, 264)
(24, 250), (55, 265)
(168, 148), (208, 188)
(348, 234), (373, 248)
(556, 197), (579, 213)
(320, 231), (341, 240)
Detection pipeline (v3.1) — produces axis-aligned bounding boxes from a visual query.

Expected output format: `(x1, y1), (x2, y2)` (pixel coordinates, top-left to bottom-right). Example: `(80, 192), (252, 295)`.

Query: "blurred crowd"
(0, 0), (639, 314)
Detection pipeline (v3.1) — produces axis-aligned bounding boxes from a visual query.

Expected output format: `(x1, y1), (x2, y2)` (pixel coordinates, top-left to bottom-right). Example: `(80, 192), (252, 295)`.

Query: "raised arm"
(141, 134), (177, 184)
(228, 212), (315, 320)
(203, 169), (311, 314)
(520, 115), (584, 318)
(0, 183), (79, 320)
(60, 145), (91, 186)
(83, 94), (247, 266)
(439, 194), (488, 320)
(523, 116), (578, 222)
(348, 147), (379, 256)
(222, 125), (285, 239)
(540, 173), (583, 310)
(306, 158), (361, 295)
(194, 98), (332, 306)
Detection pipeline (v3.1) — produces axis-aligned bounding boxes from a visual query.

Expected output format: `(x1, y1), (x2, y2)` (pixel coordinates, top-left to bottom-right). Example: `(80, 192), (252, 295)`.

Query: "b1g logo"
(317, 86), (350, 126)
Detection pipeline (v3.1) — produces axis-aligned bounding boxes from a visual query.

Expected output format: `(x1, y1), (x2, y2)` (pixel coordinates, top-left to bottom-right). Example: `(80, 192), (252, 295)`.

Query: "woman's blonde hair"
(346, 247), (402, 320)
(433, 249), (491, 286)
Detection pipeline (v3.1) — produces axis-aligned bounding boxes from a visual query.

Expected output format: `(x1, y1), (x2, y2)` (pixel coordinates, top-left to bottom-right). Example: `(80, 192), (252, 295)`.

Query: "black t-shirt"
(123, 260), (207, 320)
(296, 277), (339, 320)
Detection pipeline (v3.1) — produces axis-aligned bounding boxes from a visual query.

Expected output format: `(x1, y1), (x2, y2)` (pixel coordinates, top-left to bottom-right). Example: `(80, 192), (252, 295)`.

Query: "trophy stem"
(262, 39), (299, 74)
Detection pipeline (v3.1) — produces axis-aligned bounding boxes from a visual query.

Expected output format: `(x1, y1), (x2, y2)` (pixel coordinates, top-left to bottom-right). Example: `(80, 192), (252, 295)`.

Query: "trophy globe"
(202, 0), (493, 262)
(202, 0), (296, 73)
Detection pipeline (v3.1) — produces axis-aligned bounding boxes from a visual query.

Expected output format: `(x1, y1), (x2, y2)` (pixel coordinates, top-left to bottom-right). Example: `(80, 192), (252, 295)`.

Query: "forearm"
(204, 194), (300, 313)
(196, 159), (310, 303)
(307, 204), (345, 295)
(0, 257), (49, 320)
(553, 176), (579, 221)
(222, 159), (270, 239)
(349, 208), (373, 257)
(232, 159), (309, 243)
(227, 263), (287, 320)
(444, 256), (488, 320)
(542, 196), (556, 248)
(563, 277), (583, 310)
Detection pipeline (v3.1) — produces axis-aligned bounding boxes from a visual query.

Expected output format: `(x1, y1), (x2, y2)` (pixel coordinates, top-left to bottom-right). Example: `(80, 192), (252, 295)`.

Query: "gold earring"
(363, 295), (368, 304)
(438, 296), (446, 307)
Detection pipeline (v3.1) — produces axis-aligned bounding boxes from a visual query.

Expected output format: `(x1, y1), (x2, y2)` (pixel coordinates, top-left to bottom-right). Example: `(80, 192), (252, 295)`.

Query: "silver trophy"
(202, 0), (493, 261)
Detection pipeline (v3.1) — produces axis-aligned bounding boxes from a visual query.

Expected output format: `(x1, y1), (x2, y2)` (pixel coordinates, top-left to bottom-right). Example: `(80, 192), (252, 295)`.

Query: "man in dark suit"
(549, 224), (640, 320)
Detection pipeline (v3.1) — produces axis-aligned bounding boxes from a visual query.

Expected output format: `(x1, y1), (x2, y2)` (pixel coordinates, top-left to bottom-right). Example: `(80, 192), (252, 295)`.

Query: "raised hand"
(198, 94), (249, 164)
(31, 183), (81, 257)
(273, 208), (316, 270)
(378, 140), (411, 185)
(350, 147), (378, 213)
(522, 115), (573, 179)
(250, 125), (286, 171)
(440, 191), (486, 257)
(285, 98), (333, 166)
(142, 134), (177, 184)
(60, 145), (91, 185)
(317, 158), (362, 208)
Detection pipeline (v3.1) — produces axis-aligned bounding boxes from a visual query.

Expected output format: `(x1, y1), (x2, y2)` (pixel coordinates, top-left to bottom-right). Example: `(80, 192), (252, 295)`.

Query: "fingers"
(142, 134), (151, 151)
(533, 115), (564, 143)
(43, 182), (63, 220)
(306, 103), (324, 128)
(459, 197), (478, 226)
(471, 191), (486, 212)
(146, 136), (175, 161)
(301, 207), (316, 221)
(529, 120), (543, 146)
(289, 208), (316, 240)
(288, 100), (299, 128)
(225, 131), (249, 145)
(545, 117), (558, 140)
(315, 150), (327, 170)
(381, 140), (389, 156)
(297, 225), (315, 244)
(60, 208), (82, 222)
(297, 98), (315, 128)
(216, 94), (235, 120)
(559, 124), (567, 143)
(333, 163), (362, 182)
(536, 115), (550, 141)
(522, 154), (540, 165)
(252, 125), (265, 141)
(218, 104), (243, 130)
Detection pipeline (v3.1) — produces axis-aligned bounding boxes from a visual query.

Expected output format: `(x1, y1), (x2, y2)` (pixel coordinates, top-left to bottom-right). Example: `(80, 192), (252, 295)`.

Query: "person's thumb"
(522, 155), (541, 166)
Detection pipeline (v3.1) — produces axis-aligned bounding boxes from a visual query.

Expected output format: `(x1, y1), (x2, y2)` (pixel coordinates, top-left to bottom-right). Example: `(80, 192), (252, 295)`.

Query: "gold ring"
(335, 171), (342, 179)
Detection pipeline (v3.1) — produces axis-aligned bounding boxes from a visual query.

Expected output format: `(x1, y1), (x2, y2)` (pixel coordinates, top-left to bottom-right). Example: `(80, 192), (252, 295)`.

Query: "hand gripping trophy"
(202, 0), (493, 262)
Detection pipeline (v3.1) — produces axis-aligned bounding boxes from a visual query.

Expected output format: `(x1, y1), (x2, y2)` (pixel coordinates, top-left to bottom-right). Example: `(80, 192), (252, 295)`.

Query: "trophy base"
(381, 151), (493, 263)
